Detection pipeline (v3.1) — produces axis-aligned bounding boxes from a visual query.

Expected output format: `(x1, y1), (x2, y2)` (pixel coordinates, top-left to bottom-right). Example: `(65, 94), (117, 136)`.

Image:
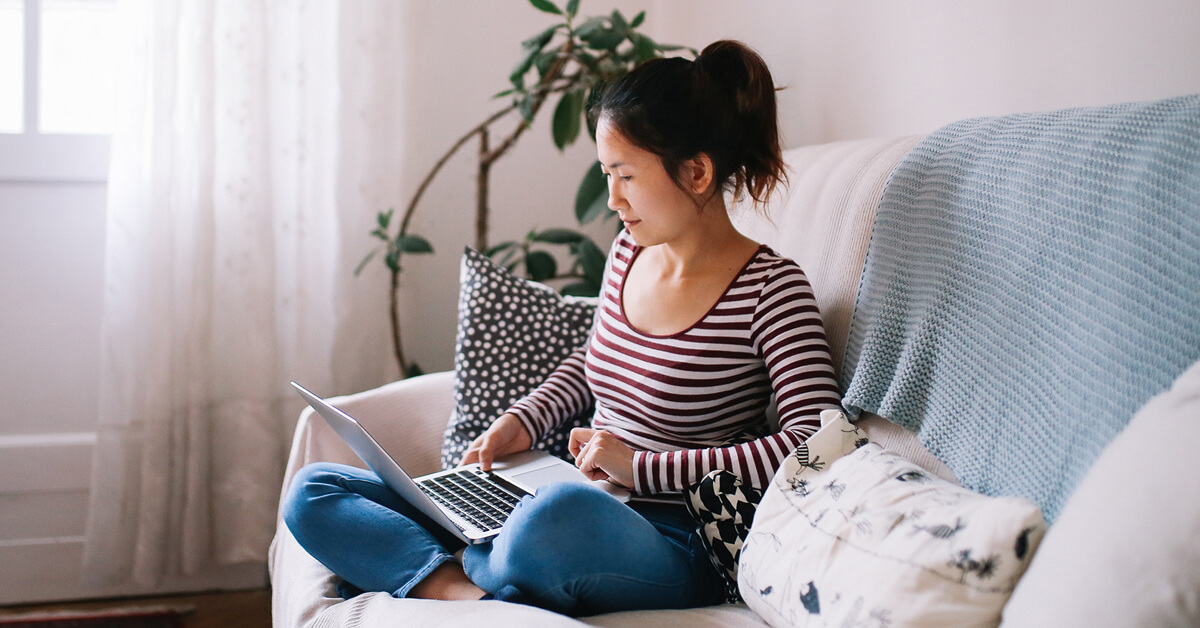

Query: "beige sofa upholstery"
(268, 135), (953, 627)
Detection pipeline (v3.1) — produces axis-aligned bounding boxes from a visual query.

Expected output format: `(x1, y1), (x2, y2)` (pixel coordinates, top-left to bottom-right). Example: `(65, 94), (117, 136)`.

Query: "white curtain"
(84, 0), (405, 587)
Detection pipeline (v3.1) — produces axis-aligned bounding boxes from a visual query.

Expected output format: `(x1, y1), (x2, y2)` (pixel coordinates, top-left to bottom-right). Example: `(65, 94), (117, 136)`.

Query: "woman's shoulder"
(745, 243), (809, 283)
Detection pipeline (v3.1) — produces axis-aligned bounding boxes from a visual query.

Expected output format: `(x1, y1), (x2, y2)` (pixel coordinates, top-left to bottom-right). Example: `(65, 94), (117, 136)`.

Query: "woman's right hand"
(459, 413), (533, 471)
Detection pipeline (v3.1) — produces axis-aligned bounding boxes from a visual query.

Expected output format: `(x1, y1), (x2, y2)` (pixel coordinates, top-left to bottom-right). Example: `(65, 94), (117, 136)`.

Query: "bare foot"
(409, 562), (487, 600)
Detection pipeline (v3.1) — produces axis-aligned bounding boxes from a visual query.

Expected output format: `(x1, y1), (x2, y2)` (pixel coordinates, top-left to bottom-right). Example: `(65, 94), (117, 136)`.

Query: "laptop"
(290, 381), (630, 544)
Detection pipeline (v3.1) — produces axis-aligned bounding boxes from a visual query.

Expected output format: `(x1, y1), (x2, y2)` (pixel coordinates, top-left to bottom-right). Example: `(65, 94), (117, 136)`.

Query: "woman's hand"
(569, 428), (635, 489)
(460, 413), (532, 471)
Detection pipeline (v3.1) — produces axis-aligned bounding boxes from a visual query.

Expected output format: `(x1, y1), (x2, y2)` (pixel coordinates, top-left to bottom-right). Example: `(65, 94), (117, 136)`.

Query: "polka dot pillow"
(441, 247), (597, 469)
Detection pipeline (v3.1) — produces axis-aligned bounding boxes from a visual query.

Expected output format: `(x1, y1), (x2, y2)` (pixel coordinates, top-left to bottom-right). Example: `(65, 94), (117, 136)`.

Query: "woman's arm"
(503, 340), (594, 445)
(633, 262), (842, 493)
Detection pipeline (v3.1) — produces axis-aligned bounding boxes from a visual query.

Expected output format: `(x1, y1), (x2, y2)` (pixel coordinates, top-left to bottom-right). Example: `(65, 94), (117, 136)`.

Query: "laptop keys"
(418, 469), (528, 533)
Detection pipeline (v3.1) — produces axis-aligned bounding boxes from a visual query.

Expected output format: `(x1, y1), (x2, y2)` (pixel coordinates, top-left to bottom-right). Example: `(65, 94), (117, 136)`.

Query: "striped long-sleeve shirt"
(507, 230), (842, 494)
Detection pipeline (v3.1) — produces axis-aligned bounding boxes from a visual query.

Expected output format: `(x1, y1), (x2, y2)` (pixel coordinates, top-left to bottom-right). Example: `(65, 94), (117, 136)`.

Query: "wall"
(648, 0), (1200, 148)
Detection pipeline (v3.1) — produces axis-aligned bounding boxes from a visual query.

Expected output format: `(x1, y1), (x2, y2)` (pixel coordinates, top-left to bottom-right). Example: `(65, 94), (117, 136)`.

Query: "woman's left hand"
(569, 428), (635, 489)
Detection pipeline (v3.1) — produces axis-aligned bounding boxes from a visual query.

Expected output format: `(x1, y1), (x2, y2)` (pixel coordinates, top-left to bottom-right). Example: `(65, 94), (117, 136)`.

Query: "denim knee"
(281, 462), (341, 542)
(466, 482), (634, 587)
(502, 482), (620, 552)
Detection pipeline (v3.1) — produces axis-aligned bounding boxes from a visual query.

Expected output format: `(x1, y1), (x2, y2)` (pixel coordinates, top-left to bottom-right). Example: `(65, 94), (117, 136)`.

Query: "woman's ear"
(685, 153), (716, 195)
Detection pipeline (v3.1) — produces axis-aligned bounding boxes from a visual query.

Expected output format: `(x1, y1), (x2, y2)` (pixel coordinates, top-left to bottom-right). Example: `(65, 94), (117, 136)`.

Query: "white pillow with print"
(740, 413), (1045, 628)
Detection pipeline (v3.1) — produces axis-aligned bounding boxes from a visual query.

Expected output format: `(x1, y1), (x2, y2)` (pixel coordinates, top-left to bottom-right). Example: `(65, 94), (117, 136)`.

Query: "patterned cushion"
(685, 470), (764, 602)
(441, 248), (596, 469)
(740, 412), (1045, 628)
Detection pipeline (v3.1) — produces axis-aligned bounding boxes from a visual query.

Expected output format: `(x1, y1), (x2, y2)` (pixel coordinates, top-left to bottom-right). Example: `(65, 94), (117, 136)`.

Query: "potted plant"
(359, 0), (692, 376)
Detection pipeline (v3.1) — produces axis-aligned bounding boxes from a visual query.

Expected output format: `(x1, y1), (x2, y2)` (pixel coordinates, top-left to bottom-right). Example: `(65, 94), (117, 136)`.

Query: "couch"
(269, 95), (1200, 627)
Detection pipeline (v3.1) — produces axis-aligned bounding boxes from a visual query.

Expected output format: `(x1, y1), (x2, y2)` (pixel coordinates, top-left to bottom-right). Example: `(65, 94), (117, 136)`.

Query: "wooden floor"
(0, 588), (272, 627)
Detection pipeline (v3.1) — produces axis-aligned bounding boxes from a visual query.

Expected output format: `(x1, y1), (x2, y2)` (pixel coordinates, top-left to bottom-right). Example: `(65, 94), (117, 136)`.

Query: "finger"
(478, 439), (494, 472)
(569, 428), (596, 457)
(576, 439), (611, 482)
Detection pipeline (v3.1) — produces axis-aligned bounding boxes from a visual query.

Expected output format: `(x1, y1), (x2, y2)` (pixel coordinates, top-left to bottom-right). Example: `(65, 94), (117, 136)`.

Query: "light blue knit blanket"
(841, 94), (1200, 522)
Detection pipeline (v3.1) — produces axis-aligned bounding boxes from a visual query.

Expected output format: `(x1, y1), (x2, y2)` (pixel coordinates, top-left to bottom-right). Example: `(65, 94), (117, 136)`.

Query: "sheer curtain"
(84, 0), (404, 587)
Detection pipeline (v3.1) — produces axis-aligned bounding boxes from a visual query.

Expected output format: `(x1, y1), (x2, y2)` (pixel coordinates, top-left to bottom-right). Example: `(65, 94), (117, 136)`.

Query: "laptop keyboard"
(418, 469), (529, 533)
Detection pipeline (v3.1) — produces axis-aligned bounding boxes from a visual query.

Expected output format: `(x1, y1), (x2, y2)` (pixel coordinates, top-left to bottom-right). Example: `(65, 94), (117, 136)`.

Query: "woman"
(284, 40), (842, 616)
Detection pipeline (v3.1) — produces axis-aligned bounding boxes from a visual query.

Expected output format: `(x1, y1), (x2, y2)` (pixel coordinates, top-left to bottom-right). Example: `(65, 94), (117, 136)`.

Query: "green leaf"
(565, 0), (579, 19)
(581, 26), (623, 52)
(492, 87), (516, 99)
(522, 24), (559, 50)
(511, 25), (558, 86)
(610, 10), (629, 36)
(551, 89), (584, 150)
(532, 228), (585, 245)
(575, 16), (605, 39)
(370, 228), (389, 241)
(575, 161), (610, 224)
(355, 248), (380, 277)
(630, 33), (657, 63)
(510, 51), (536, 87)
(655, 42), (692, 53)
(397, 234), (434, 254)
(535, 50), (558, 77)
(576, 237), (607, 284)
(485, 240), (518, 257)
(560, 279), (602, 298)
(572, 49), (600, 73)
(525, 250), (558, 281)
(498, 247), (520, 268)
(384, 248), (401, 272)
(528, 0), (562, 15)
(377, 209), (392, 230)
(630, 11), (645, 28)
(518, 93), (535, 123)
(405, 363), (424, 379)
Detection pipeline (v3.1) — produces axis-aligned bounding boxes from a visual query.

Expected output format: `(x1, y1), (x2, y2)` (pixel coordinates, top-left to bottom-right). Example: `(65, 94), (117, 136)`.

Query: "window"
(0, 0), (117, 182)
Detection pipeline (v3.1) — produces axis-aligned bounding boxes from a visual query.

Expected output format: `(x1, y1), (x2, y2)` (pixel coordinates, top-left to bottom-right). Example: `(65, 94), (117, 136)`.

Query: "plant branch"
(398, 103), (517, 237)
(482, 40), (576, 167)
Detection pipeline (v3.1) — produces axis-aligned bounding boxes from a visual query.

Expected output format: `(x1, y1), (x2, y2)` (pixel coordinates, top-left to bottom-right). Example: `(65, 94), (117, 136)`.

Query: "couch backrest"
(839, 95), (1200, 521)
(731, 135), (921, 378)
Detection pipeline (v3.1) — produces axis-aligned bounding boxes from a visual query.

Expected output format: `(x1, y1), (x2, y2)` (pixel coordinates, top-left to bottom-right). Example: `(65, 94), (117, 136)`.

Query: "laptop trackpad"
(507, 465), (631, 502)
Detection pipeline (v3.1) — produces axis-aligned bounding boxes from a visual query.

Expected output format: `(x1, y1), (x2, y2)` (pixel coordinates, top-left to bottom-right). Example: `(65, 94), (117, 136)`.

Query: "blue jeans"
(283, 462), (725, 616)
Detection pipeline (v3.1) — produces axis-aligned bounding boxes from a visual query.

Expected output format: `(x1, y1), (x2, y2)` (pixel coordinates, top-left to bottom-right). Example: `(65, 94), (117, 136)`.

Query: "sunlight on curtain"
(0, 0), (22, 133)
(84, 0), (404, 587)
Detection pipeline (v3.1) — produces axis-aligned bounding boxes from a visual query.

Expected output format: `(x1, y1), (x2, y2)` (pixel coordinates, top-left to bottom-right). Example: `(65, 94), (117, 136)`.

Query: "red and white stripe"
(508, 230), (841, 494)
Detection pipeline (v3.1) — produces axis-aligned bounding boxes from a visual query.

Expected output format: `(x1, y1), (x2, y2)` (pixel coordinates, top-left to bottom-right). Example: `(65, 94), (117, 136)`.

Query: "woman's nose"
(607, 182), (625, 212)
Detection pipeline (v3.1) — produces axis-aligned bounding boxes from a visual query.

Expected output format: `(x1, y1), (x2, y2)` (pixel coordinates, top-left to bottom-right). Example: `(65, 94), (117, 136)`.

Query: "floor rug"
(0, 605), (192, 628)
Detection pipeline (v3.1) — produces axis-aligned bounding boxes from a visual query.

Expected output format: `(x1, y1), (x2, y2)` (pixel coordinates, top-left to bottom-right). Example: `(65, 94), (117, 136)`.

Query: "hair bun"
(696, 41), (769, 114)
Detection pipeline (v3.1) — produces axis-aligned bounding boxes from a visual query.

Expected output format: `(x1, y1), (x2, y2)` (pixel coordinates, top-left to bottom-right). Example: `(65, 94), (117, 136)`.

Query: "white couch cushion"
(1000, 359), (1200, 628)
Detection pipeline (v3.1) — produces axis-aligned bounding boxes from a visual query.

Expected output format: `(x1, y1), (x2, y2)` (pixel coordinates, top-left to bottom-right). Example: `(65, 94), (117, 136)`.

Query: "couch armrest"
(276, 371), (455, 520)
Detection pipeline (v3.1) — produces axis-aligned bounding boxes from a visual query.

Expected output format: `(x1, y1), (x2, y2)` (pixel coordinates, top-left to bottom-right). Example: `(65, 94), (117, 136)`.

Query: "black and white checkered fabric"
(685, 469), (763, 602)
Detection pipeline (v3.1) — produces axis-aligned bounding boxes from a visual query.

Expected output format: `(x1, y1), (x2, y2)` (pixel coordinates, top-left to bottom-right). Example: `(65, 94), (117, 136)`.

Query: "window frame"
(0, 0), (110, 184)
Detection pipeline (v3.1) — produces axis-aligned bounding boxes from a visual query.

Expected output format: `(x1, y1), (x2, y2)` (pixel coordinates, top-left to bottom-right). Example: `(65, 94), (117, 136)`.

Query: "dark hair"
(589, 40), (785, 210)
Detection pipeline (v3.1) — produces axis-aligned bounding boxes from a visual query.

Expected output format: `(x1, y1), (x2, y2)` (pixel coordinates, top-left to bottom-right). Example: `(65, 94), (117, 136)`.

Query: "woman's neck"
(653, 198), (755, 280)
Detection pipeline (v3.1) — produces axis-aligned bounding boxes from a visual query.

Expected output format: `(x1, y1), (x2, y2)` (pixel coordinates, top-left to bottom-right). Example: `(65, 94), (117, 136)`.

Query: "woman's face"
(596, 118), (703, 248)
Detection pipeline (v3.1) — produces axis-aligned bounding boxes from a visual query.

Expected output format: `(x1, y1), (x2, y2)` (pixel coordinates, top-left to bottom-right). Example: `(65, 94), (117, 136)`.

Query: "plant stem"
(476, 128), (491, 251)
(389, 266), (406, 375)
(399, 104), (517, 238)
